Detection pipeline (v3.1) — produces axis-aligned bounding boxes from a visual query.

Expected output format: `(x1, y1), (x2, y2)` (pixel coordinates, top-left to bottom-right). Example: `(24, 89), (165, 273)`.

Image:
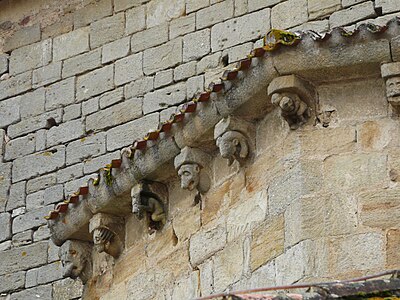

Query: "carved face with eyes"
(60, 242), (86, 279)
(279, 96), (296, 112)
(387, 77), (400, 97)
(177, 164), (200, 191)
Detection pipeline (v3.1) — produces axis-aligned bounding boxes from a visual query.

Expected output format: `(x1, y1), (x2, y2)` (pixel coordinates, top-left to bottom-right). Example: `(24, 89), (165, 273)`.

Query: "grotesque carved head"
(177, 164), (200, 191)
(60, 240), (92, 283)
(271, 93), (299, 113)
(93, 227), (114, 254)
(387, 77), (400, 97)
(216, 131), (249, 166)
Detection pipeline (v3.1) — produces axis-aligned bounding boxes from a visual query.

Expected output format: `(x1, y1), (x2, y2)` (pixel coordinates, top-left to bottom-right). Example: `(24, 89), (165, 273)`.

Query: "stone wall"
(0, 0), (399, 299)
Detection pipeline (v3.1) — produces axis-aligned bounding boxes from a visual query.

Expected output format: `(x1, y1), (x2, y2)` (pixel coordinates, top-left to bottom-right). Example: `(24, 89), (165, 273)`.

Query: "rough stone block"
(13, 205), (53, 234)
(171, 271), (200, 299)
(125, 5), (146, 35)
(154, 69), (174, 89)
(291, 19), (330, 32)
(0, 213), (11, 242)
(26, 174), (57, 194)
(234, 0), (248, 15)
(28, 262), (63, 286)
(248, 0), (284, 11)
(0, 240), (11, 251)
(82, 98), (99, 116)
(0, 54), (8, 75)
(66, 132), (106, 165)
(0, 71), (32, 101)
(3, 24), (41, 52)
(99, 87), (124, 109)
(342, 0), (367, 8)
(392, 35), (400, 62)
(329, 1), (376, 28)
(53, 278), (84, 300)
(124, 76), (154, 98)
(33, 225), (52, 241)
(131, 24), (169, 54)
(12, 230), (33, 247)
(271, 0), (307, 29)
(42, 14), (74, 39)
(46, 119), (84, 147)
(102, 36), (130, 64)
(380, 0), (400, 13)
(33, 62), (62, 88)
(10, 285), (52, 300)
(57, 164), (84, 183)
(0, 271), (25, 293)
(76, 65), (114, 101)
(143, 82), (186, 114)
(183, 29), (210, 62)
(0, 129), (4, 156)
(9, 39), (52, 75)
(170, 14), (196, 39)
(12, 146), (65, 182)
(196, 0), (234, 29)
(106, 113), (159, 151)
(387, 229), (400, 268)
(19, 88), (46, 118)
(0, 97), (20, 128)
(211, 8), (270, 52)
(115, 53), (143, 86)
(174, 61), (197, 81)
(90, 13), (125, 48)
(62, 49), (102, 78)
(308, 0), (341, 19)
(186, 0), (209, 13)
(114, 0), (150, 11)
(83, 151), (120, 174)
(0, 241), (48, 275)
(74, 0), (113, 28)
(45, 77), (75, 110)
(64, 174), (97, 196)
(143, 38), (183, 75)
(147, 0), (185, 28)
(53, 27), (90, 61)
(26, 184), (63, 211)
(224, 42), (253, 63)
(5, 134), (35, 161)
(187, 75), (204, 98)
(63, 103), (82, 122)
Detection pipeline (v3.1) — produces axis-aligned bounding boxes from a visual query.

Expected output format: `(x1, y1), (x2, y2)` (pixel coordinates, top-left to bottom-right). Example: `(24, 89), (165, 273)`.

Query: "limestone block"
(146, 0), (185, 28)
(125, 5), (146, 35)
(0, 162), (11, 211)
(124, 76), (154, 98)
(171, 271), (201, 299)
(62, 49), (102, 78)
(292, 20), (329, 32)
(100, 282), (127, 300)
(12, 230), (33, 247)
(115, 53), (143, 86)
(127, 272), (156, 300)
(186, 0), (209, 13)
(27, 174), (57, 194)
(224, 42), (253, 63)
(342, 0), (366, 8)
(0, 241), (11, 251)
(10, 285), (52, 300)
(0, 71), (32, 101)
(131, 24), (169, 54)
(143, 82), (186, 114)
(57, 164), (84, 183)
(387, 229), (400, 268)
(102, 36), (130, 64)
(0, 129), (4, 156)
(33, 62), (62, 88)
(13, 205), (53, 234)
(357, 119), (400, 151)
(143, 38), (183, 75)
(196, 0), (234, 30)
(183, 29), (211, 62)
(86, 98), (142, 132)
(392, 35), (400, 62)
(359, 188), (400, 228)
(5, 134), (35, 161)
(42, 14), (74, 39)
(19, 88), (46, 118)
(83, 151), (120, 174)
(174, 61), (197, 81)
(3, 24), (41, 52)
(0, 271), (25, 293)
(66, 133), (106, 165)
(379, 0), (400, 13)
(12, 146), (65, 182)
(329, 1), (376, 28)
(53, 278), (84, 300)
(99, 88), (124, 109)
(196, 52), (221, 74)
(189, 225), (226, 266)
(26, 184), (63, 211)
(187, 75), (204, 98)
(33, 225), (52, 241)
(170, 14), (196, 39)
(234, 0), (247, 16)
(76, 65), (114, 101)
(0, 213), (11, 242)
(10, 42), (36, 75)
(45, 77), (75, 110)
(0, 54), (6, 75)
(90, 13), (125, 48)
(308, 0), (341, 20)
(47, 119), (84, 147)
(82, 97), (99, 116)
(74, 0), (112, 28)
(0, 97), (20, 128)
(35, 129), (46, 151)
(381, 62), (400, 78)
(155, 69), (174, 89)
(64, 174), (97, 196)
(172, 205), (201, 241)
(247, 261), (276, 289)
(211, 8), (270, 52)
(53, 27), (90, 61)
(271, 0), (307, 29)
(106, 112), (159, 151)
(7, 181), (26, 211)
(198, 259), (214, 296)
(248, 0), (284, 11)
(114, 0), (149, 11)
(0, 241), (48, 275)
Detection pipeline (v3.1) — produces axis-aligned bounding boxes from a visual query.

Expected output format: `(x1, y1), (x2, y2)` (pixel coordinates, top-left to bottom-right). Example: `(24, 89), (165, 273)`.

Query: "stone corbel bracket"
(267, 74), (316, 130)
(174, 147), (212, 195)
(381, 62), (400, 113)
(131, 181), (168, 232)
(89, 213), (125, 258)
(214, 116), (255, 166)
(59, 239), (93, 284)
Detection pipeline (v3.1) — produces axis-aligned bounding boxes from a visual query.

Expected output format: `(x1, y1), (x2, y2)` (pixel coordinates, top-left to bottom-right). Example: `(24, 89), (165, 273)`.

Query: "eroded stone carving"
(381, 62), (400, 113)
(267, 75), (316, 130)
(174, 147), (211, 194)
(89, 213), (124, 258)
(59, 240), (93, 284)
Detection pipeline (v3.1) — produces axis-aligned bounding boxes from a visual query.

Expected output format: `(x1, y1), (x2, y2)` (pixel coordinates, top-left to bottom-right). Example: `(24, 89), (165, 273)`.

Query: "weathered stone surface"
(173, 205), (201, 241)
(377, 0), (400, 14)
(102, 37), (130, 64)
(33, 225), (52, 241)
(146, 0), (185, 28)
(0, 129), (4, 156)
(3, 24), (41, 52)
(248, 0), (284, 11)
(187, 75), (204, 98)
(271, 0), (307, 29)
(0, 271), (25, 293)
(26, 173), (57, 194)
(124, 76), (154, 98)
(0, 71), (32, 101)
(174, 61), (197, 81)
(33, 62), (62, 88)
(170, 14), (196, 39)
(0, 241), (48, 275)
(47, 119), (84, 147)
(83, 151), (120, 174)
(143, 82), (186, 114)
(391, 35), (400, 62)
(26, 184), (63, 210)
(0, 213), (11, 242)
(98, 88), (124, 109)
(186, 0), (209, 13)
(143, 38), (183, 75)
(76, 65), (114, 101)
(12, 230), (33, 247)
(171, 271), (200, 299)
(6, 181), (26, 211)
(308, 0), (340, 19)
(329, 1), (376, 28)
(154, 69), (174, 89)
(10, 284), (52, 300)
(125, 5), (146, 35)
(82, 97), (99, 116)
(62, 49), (102, 78)
(66, 132), (106, 165)
(225, 42), (253, 63)
(90, 13), (125, 48)
(12, 146), (65, 182)
(211, 8), (270, 52)
(196, 0), (234, 29)
(74, 0), (112, 28)
(46, 77), (75, 110)
(57, 164), (84, 183)
(53, 278), (84, 300)
(0, 54), (7, 75)
(342, 0), (366, 8)
(387, 229), (400, 268)
(42, 14), (74, 39)
(131, 24), (169, 54)
(115, 53), (143, 86)
(53, 27), (90, 61)
(19, 88), (46, 118)
(13, 205), (53, 234)
(106, 113), (159, 151)
(0, 163), (12, 212)
(0, 97), (20, 128)
(183, 29), (210, 62)
(26, 262), (63, 286)
(86, 98), (142, 131)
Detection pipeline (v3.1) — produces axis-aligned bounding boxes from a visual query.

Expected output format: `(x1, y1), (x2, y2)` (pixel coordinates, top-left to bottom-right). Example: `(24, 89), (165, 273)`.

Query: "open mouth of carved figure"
(63, 263), (76, 278)
(187, 180), (195, 191)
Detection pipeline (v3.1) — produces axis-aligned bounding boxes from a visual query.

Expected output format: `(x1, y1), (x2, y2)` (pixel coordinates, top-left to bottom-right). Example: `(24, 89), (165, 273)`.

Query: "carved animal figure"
(60, 240), (92, 284)
(92, 227), (122, 258)
(271, 92), (310, 130)
(177, 164), (201, 191)
(216, 131), (249, 166)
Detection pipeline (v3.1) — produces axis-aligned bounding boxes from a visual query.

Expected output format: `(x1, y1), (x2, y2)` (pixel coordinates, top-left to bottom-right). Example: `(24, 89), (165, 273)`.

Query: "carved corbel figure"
(267, 75), (316, 130)
(381, 62), (400, 113)
(174, 147), (211, 194)
(89, 213), (124, 258)
(131, 182), (167, 232)
(59, 240), (93, 284)
(214, 116), (254, 166)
